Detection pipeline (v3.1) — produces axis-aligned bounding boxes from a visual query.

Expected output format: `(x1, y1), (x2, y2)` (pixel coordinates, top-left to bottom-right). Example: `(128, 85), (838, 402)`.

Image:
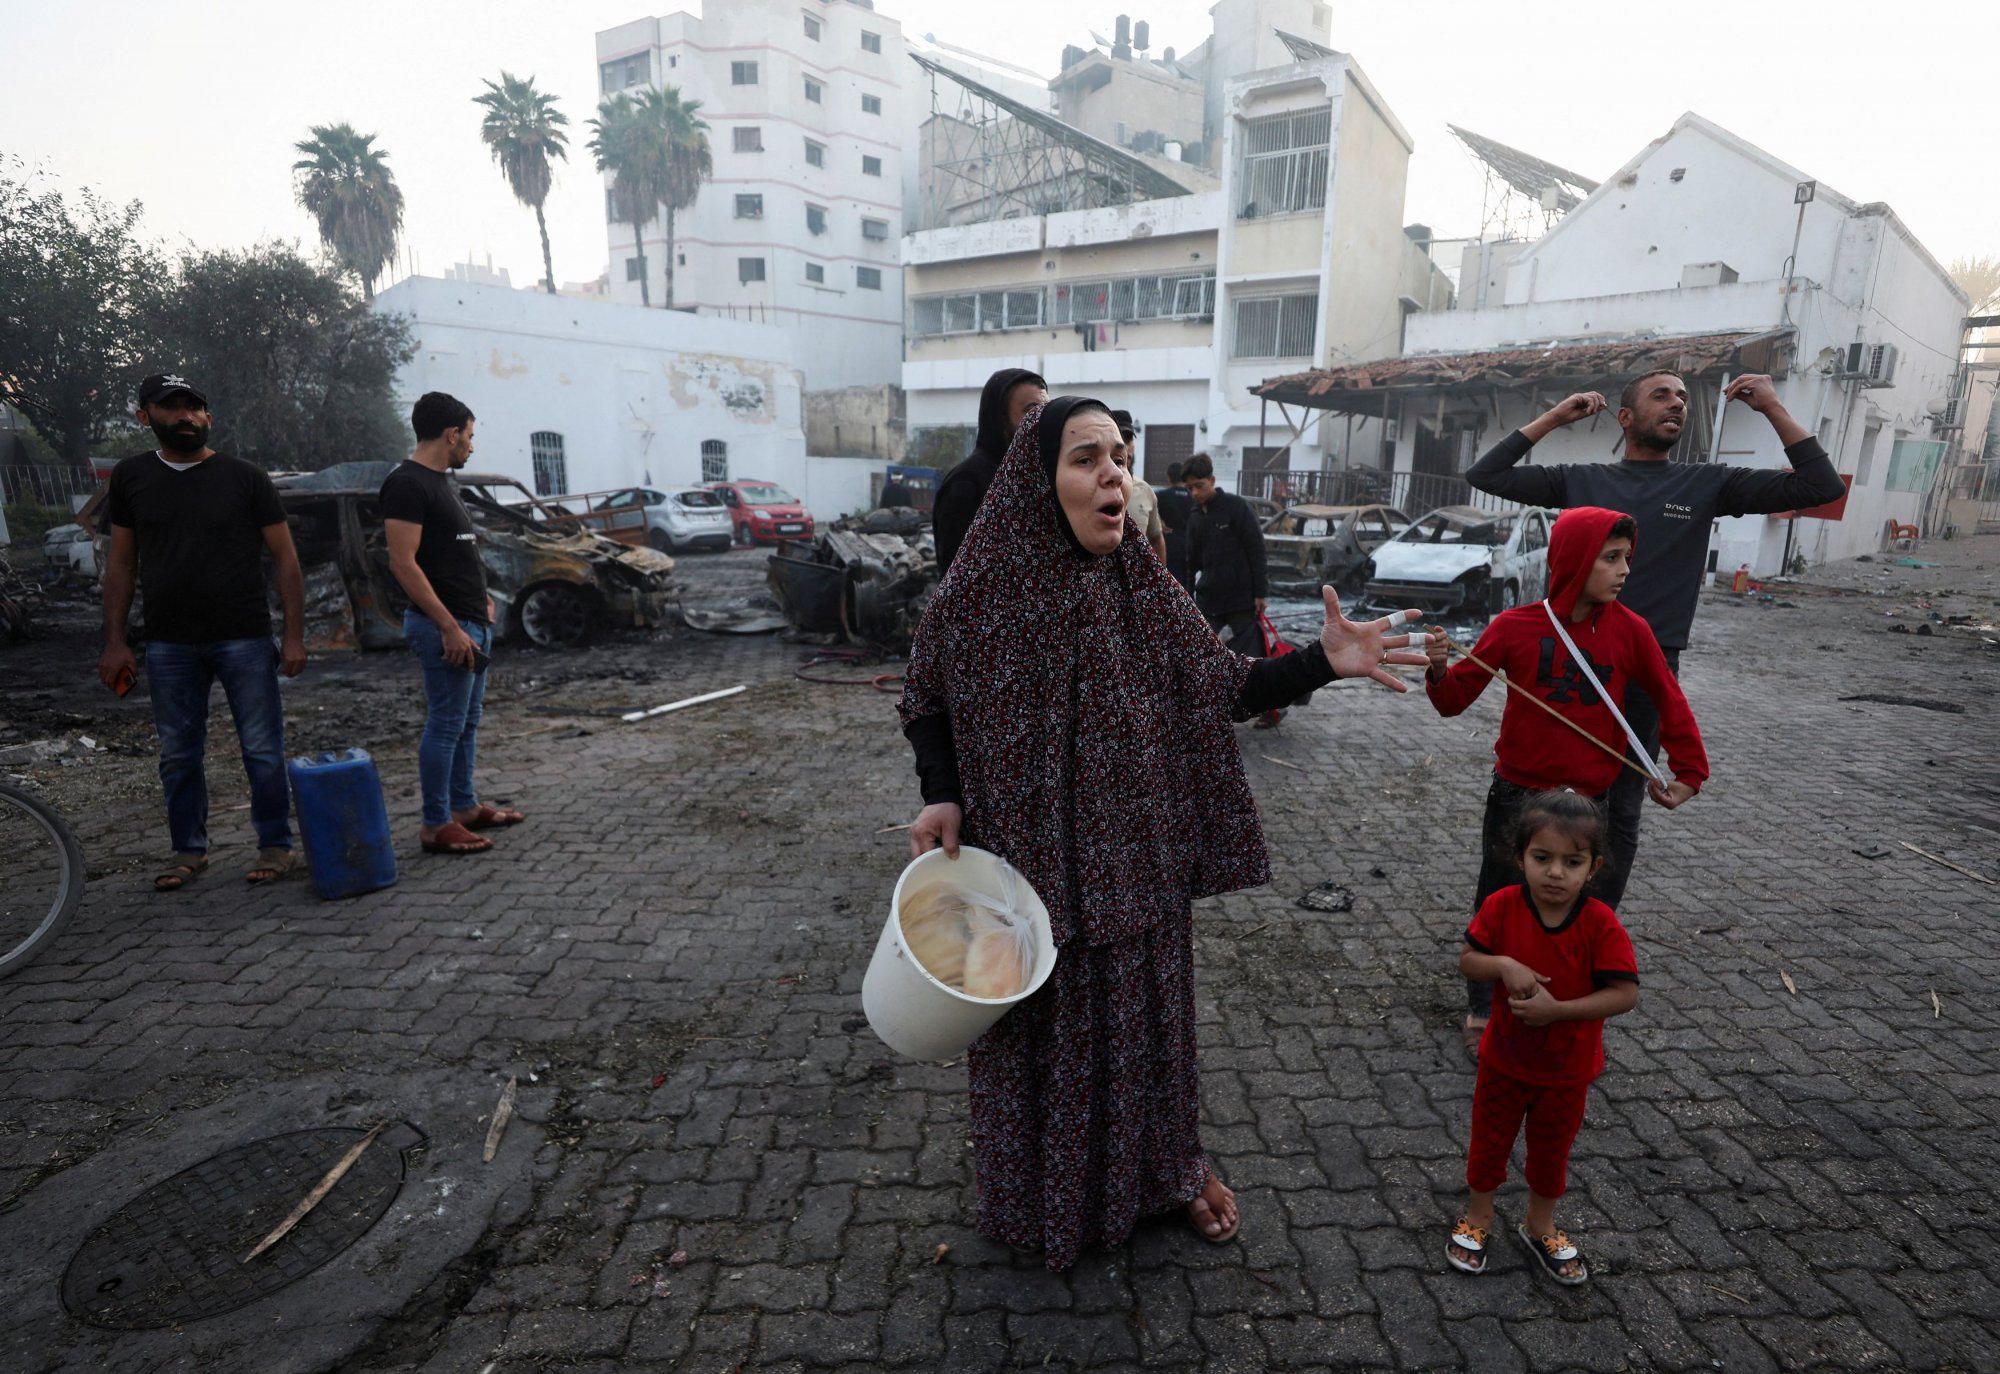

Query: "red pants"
(1465, 1063), (1592, 1198)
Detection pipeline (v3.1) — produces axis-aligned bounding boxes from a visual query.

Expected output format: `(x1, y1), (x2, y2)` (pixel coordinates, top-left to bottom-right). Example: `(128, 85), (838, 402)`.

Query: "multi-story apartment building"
(595, 0), (905, 391)
(903, 42), (1447, 488)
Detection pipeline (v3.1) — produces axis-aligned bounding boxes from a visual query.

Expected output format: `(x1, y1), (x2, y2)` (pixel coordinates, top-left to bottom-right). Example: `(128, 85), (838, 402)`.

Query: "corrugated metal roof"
(1254, 329), (1793, 412)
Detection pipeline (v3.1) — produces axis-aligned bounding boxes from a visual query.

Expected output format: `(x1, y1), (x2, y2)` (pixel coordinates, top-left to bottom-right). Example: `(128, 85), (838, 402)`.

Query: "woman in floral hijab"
(899, 397), (1432, 1269)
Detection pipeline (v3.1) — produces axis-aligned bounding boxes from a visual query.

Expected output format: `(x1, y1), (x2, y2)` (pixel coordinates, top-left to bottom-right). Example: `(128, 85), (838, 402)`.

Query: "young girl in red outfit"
(1446, 790), (1639, 1286)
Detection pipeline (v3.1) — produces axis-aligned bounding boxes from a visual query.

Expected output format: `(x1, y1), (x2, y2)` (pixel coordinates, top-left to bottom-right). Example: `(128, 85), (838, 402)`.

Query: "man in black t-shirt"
(380, 391), (522, 856)
(98, 373), (308, 890)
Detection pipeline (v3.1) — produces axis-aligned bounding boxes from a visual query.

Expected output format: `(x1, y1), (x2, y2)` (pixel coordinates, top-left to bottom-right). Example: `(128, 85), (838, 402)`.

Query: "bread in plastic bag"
(898, 868), (1037, 999)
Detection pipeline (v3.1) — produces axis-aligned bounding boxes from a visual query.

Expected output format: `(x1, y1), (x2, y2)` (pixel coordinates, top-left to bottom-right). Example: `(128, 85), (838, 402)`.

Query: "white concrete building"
(1256, 114), (1971, 574)
(595, 0), (906, 391)
(373, 277), (881, 520)
(901, 43), (1446, 489)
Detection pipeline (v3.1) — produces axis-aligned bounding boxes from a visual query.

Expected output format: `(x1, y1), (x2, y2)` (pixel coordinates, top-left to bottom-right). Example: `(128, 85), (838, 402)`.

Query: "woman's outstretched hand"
(909, 803), (963, 860)
(1318, 591), (1438, 692)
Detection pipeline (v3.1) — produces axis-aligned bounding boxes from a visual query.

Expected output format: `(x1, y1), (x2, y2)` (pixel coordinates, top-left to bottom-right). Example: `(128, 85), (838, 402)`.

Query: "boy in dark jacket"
(1424, 506), (1707, 1052)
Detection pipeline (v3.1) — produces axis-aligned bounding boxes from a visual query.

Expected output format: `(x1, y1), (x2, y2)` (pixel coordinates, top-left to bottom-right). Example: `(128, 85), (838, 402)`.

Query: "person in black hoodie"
(1158, 461), (1194, 591)
(1182, 453), (1269, 649)
(932, 367), (1047, 575)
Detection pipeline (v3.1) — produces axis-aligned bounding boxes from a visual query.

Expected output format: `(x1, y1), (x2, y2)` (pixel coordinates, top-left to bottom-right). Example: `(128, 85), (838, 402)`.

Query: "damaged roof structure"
(1254, 328), (1795, 415)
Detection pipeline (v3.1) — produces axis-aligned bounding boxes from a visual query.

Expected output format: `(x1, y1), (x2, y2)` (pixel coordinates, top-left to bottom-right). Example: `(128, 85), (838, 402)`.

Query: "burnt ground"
(0, 536), (1997, 1373)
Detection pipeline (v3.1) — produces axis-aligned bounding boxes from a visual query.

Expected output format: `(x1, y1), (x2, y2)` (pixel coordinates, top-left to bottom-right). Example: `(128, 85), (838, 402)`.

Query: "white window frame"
(733, 126), (763, 153)
(1230, 290), (1319, 360)
(738, 257), (767, 284)
(803, 77), (822, 103)
(861, 93), (882, 115)
(734, 193), (764, 219)
(530, 431), (568, 496)
(856, 266), (883, 290)
(1238, 109), (1332, 219)
(730, 60), (759, 86)
(861, 30), (882, 53)
(861, 217), (889, 241)
(804, 139), (826, 167)
(805, 262), (826, 285)
(700, 440), (728, 485)
(862, 154), (882, 177)
(802, 12), (821, 40)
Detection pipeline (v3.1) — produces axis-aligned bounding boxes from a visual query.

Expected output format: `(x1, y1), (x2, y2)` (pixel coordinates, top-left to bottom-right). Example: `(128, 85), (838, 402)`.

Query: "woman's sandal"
(1187, 1160), (1241, 1244)
(246, 848), (298, 884)
(1445, 1217), (1490, 1274)
(154, 853), (208, 892)
(421, 822), (493, 855)
(460, 804), (525, 831)
(1517, 1223), (1589, 1285)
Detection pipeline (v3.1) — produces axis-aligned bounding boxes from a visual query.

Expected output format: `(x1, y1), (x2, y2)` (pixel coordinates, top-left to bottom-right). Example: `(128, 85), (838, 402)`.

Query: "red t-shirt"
(1466, 885), (1638, 1086)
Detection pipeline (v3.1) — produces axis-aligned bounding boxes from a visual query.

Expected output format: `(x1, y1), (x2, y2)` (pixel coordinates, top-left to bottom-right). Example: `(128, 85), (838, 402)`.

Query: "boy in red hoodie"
(1424, 506), (1706, 1053)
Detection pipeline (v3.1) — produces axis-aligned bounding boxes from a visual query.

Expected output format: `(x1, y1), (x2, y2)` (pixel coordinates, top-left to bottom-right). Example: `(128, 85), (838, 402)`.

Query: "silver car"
(596, 486), (734, 554)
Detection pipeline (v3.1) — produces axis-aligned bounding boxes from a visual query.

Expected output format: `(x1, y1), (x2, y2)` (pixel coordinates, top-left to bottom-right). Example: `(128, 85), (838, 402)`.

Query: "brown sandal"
(155, 852), (209, 892)
(421, 822), (492, 855)
(246, 848), (298, 884)
(459, 804), (525, 830)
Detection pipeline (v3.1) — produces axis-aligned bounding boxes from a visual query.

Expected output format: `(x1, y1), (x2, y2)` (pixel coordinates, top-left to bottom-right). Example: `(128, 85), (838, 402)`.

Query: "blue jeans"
(404, 611), (492, 827)
(146, 637), (292, 855)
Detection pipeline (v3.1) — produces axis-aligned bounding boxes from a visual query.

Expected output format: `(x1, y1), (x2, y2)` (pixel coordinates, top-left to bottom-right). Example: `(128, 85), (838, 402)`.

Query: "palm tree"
(589, 86), (710, 309)
(650, 86), (712, 311)
(292, 123), (404, 299)
(474, 72), (569, 295)
(589, 93), (667, 308)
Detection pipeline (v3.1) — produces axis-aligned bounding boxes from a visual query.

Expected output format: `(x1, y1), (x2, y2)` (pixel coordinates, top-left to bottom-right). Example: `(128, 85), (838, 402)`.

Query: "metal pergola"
(909, 52), (1192, 230)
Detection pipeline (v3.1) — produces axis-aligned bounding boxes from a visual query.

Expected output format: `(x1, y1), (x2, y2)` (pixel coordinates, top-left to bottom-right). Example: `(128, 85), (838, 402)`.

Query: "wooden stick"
(243, 1123), (385, 1263)
(1898, 842), (1994, 885)
(484, 1076), (518, 1163)
(1438, 634), (1659, 784)
(1260, 753), (1304, 772)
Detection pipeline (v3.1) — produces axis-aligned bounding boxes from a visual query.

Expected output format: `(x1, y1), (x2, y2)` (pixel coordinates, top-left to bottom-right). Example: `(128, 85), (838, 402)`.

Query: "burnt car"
(1362, 504), (1550, 617)
(272, 463), (675, 650)
(1260, 503), (1411, 596)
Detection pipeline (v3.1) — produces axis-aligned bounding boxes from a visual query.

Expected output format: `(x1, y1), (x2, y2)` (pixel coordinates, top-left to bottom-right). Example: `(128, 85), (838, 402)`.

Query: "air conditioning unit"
(1831, 341), (1900, 387)
(1933, 397), (1963, 431)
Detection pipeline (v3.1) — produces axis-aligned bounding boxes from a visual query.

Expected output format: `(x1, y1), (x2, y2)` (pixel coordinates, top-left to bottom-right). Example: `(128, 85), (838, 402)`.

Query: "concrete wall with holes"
(375, 277), (807, 504)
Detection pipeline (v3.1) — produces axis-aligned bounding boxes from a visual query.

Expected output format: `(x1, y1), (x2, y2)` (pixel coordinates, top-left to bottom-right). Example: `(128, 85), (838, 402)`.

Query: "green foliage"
(589, 85), (710, 308)
(142, 242), (414, 471)
(475, 72), (569, 295)
(2, 501), (70, 542)
(292, 123), (404, 299)
(0, 161), (167, 462)
(910, 426), (975, 466)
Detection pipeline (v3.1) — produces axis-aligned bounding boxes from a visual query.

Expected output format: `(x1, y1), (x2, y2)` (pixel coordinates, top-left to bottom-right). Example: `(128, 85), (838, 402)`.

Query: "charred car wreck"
(274, 463), (675, 651)
(766, 508), (936, 651)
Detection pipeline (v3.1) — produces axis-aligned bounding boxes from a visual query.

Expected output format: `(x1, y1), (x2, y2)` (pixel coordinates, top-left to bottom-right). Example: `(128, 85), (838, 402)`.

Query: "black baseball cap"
(1109, 408), (1139, 439)
(138, 373), (208, 408)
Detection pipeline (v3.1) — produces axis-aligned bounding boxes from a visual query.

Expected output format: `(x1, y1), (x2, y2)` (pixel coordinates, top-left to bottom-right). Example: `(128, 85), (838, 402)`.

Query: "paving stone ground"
(1, 538), (1997, 1373)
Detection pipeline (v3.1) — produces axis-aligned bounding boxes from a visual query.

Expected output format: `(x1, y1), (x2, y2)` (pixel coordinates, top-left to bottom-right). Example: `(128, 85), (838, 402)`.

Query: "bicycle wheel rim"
(0, 782), (85, 978)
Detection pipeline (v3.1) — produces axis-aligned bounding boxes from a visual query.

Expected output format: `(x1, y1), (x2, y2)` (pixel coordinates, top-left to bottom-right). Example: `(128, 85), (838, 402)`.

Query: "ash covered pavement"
(1, 538), (1997, 1373)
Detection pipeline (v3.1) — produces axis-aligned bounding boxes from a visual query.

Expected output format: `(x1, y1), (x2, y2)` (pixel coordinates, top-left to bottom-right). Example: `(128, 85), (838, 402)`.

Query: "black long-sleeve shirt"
(1465, 430), (1844, 649)
(904, 641), (1338, 806)
(1186, 489), (1269, 618)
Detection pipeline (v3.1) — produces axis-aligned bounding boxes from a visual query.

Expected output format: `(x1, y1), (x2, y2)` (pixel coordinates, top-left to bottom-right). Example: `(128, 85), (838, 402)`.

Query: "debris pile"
(766, 509), (937, 651)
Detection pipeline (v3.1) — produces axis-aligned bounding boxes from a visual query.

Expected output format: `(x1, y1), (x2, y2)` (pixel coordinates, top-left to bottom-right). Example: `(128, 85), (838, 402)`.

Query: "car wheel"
(1490, 579), (1519, 616)
(647, 528), (675, 554)
(1339, 568), (1367, 599)
(517, 583), (594, 648)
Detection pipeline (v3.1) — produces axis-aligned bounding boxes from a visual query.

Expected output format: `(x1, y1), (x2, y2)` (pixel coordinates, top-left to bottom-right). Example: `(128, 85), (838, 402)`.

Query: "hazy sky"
(4, 1), (1993, 289)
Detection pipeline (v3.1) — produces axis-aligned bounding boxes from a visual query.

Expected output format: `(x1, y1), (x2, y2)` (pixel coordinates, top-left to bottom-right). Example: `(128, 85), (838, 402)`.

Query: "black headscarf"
(901, 396), (1271, 949)
(933, 368), (1047, 574)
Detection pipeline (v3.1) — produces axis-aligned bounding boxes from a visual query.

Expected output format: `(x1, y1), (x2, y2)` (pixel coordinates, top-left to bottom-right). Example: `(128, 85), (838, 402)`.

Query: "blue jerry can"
(287, 749), (398, 900)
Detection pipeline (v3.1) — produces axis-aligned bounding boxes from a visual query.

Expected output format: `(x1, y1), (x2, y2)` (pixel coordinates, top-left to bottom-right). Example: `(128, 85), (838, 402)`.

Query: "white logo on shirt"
(455, 532), (477, 542)
(1662, 502), (1693, 520)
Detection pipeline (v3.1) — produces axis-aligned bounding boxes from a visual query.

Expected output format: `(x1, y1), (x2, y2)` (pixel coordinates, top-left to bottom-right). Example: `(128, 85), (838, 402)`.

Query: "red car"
(708, 479), (815, 545)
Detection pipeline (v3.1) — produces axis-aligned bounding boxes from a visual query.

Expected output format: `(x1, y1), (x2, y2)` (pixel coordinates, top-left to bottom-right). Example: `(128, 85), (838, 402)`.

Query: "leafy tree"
(292, 123), (404, 299)
(142, 242), (413, 471)
(475, 72), (570, 295)
(589, 93), (667, 308)
(0, 162), (165, 463)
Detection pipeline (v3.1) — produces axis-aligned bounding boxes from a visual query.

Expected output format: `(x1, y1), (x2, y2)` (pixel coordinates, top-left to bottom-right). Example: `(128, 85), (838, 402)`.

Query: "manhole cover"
(61, 1123), (420, 1330)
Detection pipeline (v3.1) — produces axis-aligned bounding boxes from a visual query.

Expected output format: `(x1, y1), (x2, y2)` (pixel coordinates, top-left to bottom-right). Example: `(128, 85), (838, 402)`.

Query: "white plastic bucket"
(862, 845), (1058, 1061)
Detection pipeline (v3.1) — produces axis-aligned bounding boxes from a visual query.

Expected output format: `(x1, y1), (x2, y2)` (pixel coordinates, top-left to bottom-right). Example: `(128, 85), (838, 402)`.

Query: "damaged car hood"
(1368, 543), (1492, 582)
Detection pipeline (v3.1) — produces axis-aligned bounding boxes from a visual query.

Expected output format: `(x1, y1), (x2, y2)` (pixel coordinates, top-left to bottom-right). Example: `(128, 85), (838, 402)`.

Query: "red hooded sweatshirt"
(1425, 506), (1708, 795)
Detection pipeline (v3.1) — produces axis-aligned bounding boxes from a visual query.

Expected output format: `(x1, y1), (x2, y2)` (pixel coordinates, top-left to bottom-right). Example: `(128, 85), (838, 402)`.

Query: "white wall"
(375, 277), (806, 503)
(1387, 115), (1969, 572)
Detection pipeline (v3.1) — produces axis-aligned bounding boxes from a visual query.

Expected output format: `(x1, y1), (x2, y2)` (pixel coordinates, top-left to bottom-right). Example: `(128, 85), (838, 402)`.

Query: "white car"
(41, 522), (97, 578)
(1362, 504), (1550, 617)
(594, 486), (733, 554)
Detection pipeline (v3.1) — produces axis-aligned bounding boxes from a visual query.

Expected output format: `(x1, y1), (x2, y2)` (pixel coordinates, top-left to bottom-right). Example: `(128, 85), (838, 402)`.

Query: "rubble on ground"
(766, 509), (936, 651)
